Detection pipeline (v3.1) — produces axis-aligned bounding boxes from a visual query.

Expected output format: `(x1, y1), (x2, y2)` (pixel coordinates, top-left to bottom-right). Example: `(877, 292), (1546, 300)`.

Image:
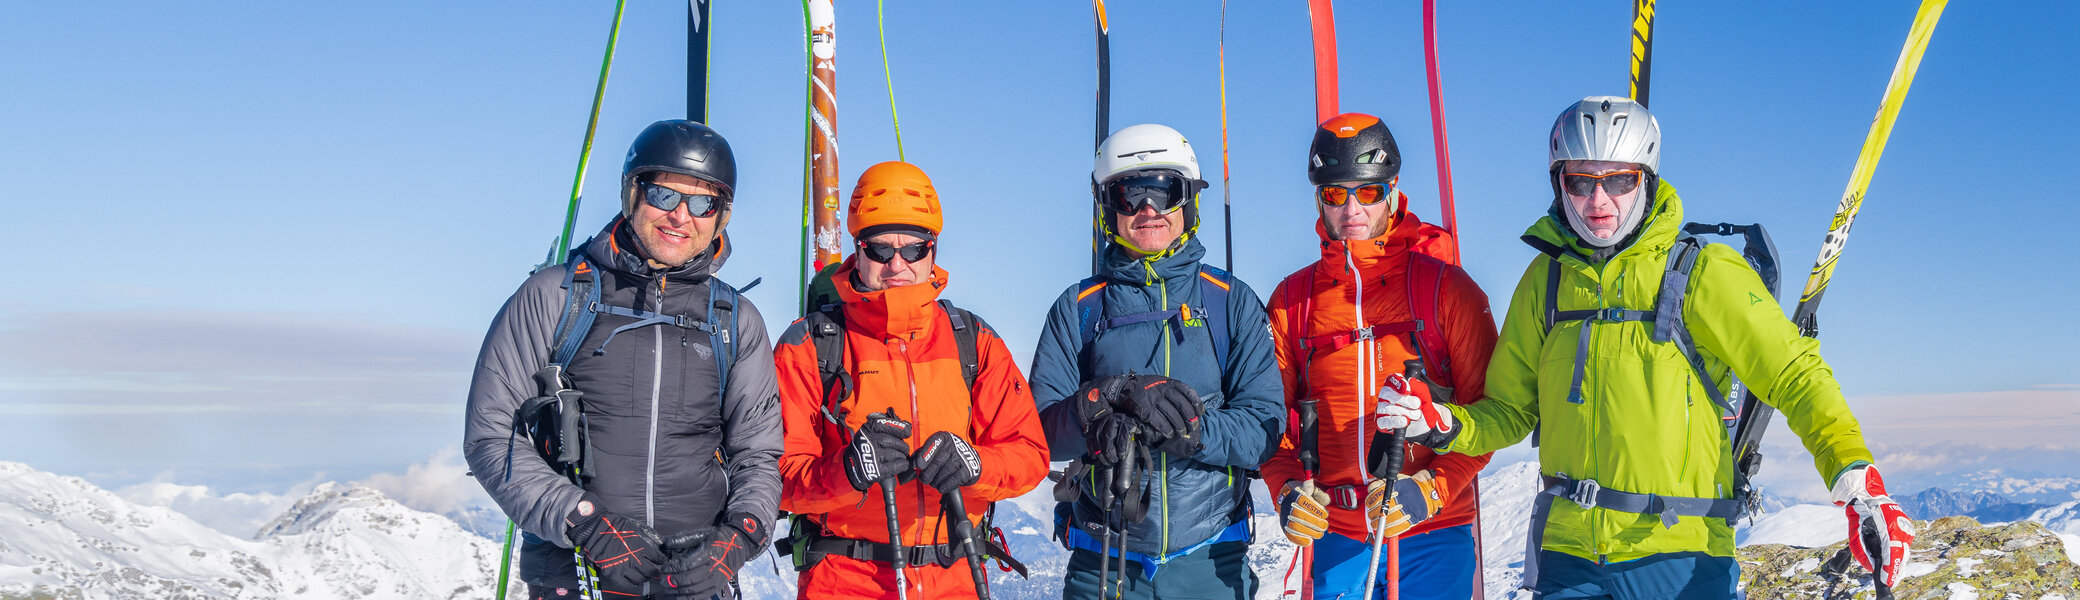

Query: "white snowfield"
(4, 459), (2077, 600)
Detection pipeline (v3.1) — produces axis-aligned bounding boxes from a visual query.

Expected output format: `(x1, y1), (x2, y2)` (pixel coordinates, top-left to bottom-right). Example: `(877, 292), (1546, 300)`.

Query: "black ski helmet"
(621, 120), (736, 216)
(1307, 113), (1401, 186)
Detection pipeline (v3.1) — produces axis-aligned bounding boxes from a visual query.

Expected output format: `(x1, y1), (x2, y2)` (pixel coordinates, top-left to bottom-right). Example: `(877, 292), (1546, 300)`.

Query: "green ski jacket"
(1445, 179), (1874, 562)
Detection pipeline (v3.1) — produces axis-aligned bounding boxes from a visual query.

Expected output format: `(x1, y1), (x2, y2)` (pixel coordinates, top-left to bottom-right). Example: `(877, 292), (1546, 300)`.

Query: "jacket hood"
(1525, 178), (1684, 264)
(582, 219), (728, 282)
(1311, 196), (1450, 283)
(834, 257), (950, 340)
(1100, 233), (1208, 286)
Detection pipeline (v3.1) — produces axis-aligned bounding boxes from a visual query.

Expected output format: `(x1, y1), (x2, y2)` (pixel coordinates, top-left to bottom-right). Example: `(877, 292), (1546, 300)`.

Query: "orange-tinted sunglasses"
(1316, 181), (1395, 207)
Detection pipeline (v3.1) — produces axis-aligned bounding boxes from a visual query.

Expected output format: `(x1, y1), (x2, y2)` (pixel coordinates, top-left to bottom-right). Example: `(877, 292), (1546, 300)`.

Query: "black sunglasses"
(858, 239), (934, 264)
(640, 181), (727, 217)
(1099, 171), (1201, 215)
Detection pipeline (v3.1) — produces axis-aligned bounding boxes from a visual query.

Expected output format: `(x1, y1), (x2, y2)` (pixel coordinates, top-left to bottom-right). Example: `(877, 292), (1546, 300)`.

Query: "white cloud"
(357, 445), (496, 517)
(118, 474), (318, 539)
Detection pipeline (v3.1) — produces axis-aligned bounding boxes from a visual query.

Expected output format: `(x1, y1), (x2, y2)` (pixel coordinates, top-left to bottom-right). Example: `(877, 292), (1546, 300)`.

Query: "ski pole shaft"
(495, 520), (516, 599)
(870, 411), (909, 600)
(943, 490), (991, 600)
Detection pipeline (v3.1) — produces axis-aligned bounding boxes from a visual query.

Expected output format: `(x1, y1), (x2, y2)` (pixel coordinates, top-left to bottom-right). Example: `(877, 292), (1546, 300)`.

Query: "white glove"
(1373, 376), (1457, 449)
(1831, 464), (1915, 588)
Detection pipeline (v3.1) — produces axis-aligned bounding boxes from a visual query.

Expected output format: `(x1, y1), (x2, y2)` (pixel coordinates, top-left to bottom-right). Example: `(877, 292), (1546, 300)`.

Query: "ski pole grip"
(1861, 519), (1894, 600)
(1297, 399), (1320, 477)
(1403, 358), (1454, 405)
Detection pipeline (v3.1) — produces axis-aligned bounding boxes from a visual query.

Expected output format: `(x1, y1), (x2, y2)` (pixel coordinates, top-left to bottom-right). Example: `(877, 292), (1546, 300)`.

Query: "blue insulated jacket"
(1031, 237), (1285, 558)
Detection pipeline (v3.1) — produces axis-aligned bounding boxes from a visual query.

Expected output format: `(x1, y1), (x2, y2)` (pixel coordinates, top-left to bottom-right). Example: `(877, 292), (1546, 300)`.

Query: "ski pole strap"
(1320, 483), (1367, 512)
(1519, 474), (1742, 590)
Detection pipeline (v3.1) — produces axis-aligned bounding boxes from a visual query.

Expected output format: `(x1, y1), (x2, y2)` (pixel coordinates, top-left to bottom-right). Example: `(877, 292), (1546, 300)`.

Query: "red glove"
(1830, 464), (1915, 587)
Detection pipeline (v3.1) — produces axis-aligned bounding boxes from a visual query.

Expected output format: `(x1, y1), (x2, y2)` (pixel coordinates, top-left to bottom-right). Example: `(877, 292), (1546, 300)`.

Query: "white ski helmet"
(1549, 96), (1661, 247)
(1092, 124), (1208, 244)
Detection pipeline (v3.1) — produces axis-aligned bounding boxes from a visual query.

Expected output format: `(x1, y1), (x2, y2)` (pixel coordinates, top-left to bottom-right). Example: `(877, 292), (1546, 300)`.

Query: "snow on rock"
(0, 461), (522, 600)
(1742, 516), (2078, 599)
(1739, 504), (1847, 548)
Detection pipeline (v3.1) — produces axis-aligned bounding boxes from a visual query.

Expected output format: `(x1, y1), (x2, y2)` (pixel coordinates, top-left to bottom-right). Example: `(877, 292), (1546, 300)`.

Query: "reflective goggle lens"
(641, 182), (726, 217)
(1561, 170), (1644, 197)
(1102, 172), (1195, 215)
(1316, 182), (1392, 207)
(859, 240), (934, 264)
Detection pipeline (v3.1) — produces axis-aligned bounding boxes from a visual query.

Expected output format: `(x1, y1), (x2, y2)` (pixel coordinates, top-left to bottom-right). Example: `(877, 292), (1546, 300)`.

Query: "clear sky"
(3, 2), (2076, 495)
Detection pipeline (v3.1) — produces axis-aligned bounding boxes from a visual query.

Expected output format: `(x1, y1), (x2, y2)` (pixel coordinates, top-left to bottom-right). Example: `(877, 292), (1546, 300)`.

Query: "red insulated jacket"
(1261, 208), (1499, 540)
(774, 259), (1048, 598)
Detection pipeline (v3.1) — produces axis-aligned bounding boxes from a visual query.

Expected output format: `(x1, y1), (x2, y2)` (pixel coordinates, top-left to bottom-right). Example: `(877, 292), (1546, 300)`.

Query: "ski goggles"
(1315, 181), (1395, 207)
(858, 239), (934, 264)
(1099, 171), (1201, 215)
(1560, 170), (1645, 198)
(639, 181), (728, 218)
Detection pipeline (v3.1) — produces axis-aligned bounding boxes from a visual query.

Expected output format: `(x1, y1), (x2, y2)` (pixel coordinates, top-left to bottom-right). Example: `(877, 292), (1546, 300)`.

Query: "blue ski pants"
(1529, 550), (1740, 600)
(1061, 540), (1258, 600)
(1310, 524), (1477, 600)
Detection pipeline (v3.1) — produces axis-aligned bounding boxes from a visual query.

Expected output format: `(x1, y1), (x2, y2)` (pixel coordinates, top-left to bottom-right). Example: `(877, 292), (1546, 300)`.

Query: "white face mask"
(1562, 191), (1646, 248)
(1556, 163), (1650, 248)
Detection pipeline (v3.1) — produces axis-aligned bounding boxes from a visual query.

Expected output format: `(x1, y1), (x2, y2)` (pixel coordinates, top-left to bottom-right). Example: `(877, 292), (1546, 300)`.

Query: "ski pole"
(943, 490), (991, 600)
(1294, 399), (1321, 598)
(1861, 518), (1895, 600)
(872, 410), (910, 600)
(1111, 436), (1138, 599)
(1364, 374), (1412, 600)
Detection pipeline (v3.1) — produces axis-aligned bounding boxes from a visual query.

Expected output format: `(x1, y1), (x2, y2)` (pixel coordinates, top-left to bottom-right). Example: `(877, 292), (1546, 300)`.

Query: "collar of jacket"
(1521, 178), (1684, 265)
(834, 257), (951, 340)
(1311, 199), (1426, 283)
(583, 218), (726, 283)
(1099, 233), (1208, 287)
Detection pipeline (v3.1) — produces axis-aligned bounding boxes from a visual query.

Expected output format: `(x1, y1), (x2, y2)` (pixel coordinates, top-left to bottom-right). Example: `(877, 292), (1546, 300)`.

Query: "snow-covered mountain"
(10, 458), (2076, 600)
(0, 461), (519, 600)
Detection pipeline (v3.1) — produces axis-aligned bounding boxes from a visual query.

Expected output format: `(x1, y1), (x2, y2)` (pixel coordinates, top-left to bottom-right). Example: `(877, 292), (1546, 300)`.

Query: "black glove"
(842, 412), (914, 492)
(912, 431), (983, 493)
(1069, 375), (1133, 429)
(1119, 375), (1204, 443)
(1084, 413), (1141, 465)
(563, 494), (667, 592)
(657, 512), (767, 600)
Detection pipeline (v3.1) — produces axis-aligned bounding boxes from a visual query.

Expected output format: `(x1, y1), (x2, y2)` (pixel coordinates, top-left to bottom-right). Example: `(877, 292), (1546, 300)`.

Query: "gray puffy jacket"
(463, 222), (783, 588)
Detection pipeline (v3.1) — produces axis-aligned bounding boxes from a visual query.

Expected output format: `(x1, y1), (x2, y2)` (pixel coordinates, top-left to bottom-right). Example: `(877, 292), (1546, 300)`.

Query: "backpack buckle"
(1569, 478), (1602, 510)
(1352, 327), (1375, 342)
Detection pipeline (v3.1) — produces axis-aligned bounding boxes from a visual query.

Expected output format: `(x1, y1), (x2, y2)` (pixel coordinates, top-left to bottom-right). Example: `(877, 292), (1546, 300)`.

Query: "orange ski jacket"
(775, 260), (1049, 549)
(1261, 211), (1499, 540)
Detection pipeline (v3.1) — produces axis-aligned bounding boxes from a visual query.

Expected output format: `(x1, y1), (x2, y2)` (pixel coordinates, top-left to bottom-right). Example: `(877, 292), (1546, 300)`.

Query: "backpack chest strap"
(1295, 320), (1423, 353)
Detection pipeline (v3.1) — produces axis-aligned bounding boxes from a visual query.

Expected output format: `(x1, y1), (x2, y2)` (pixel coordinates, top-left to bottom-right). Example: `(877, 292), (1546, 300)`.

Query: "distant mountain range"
(5, 459), (2076, 600)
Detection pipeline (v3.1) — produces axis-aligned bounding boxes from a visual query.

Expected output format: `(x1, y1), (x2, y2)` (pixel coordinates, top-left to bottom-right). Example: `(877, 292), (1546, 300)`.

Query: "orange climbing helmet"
(847, 161), (945, 239)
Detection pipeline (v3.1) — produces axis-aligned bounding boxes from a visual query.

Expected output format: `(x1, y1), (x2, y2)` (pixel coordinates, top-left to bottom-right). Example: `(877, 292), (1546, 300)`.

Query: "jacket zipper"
(645, 276), (666, 528)
(1344, 246), (1372, 497)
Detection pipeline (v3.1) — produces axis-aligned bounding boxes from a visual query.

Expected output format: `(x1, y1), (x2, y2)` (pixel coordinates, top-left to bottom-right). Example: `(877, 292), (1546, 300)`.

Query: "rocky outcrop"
(1741, 516), (2079, 599)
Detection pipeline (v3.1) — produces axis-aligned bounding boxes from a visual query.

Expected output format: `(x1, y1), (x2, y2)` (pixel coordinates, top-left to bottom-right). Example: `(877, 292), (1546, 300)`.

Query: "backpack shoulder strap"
(1655, 234), (1736, 416)
(1405, 252), (1454, 386)
(805, 308), (852, 429)
(1194, 264), (1235, 370)
(938, 299), (982, 391)
(707, 277), (744, 396)
(550, 253), (602, 368)
(1073, 276), (1109, 373)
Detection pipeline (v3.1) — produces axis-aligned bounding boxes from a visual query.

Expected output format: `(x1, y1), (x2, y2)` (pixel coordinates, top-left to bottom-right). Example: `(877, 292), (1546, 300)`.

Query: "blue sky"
(3, 2), (2076, 497)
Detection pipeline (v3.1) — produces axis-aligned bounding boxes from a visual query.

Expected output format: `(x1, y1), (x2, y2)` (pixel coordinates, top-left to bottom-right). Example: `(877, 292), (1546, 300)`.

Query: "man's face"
(629, 173), (728, 268)
(1115, 204), (1186, 256)
(855, 232), (935, 291)
(1317, 179), (1396, 241)
(1560, 160), (1646, 242)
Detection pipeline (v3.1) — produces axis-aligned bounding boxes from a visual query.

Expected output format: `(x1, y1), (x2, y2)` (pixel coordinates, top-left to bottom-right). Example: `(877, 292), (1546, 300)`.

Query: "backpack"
(802, 299), (983, 430)
(1536, 222), (1781, 513)
(1072, 263), (1238, 373)
(512, 246), (754, 482)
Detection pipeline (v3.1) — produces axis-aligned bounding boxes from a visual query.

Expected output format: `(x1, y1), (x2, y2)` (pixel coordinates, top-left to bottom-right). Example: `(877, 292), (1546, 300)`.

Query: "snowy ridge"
(0, 461), (519, 600)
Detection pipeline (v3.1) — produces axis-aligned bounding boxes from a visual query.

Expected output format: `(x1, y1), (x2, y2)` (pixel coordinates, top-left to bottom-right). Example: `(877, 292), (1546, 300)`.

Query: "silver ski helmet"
(1093, 124), (1207, 239)
(621, 120), (736, 217)
(1549, 96), (1660, 247)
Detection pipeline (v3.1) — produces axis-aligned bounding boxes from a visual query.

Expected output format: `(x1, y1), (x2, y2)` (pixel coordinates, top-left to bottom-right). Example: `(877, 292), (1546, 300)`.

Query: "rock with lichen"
(1740, 516), (2079, 599)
